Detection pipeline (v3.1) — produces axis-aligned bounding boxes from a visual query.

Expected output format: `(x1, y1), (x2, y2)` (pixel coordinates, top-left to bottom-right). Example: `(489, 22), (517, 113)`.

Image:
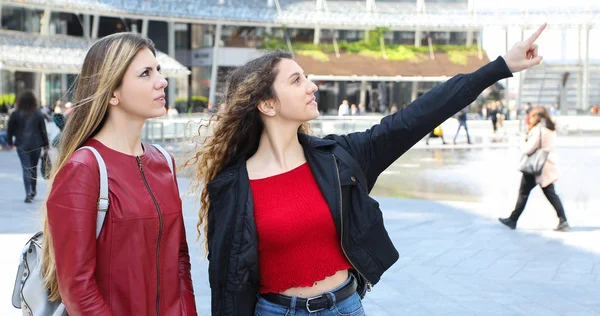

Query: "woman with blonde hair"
(42, 33), (197, 315)
(499, 105), (569, 231)
(188, 25), (547, 315)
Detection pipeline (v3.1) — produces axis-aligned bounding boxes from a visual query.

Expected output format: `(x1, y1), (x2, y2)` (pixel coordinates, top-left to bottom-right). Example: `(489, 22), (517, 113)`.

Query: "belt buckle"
(306, 295), (325, 313)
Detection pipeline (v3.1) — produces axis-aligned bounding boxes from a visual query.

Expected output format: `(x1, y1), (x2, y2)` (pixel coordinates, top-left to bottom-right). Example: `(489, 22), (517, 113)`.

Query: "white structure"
(1, 0), (598, 110)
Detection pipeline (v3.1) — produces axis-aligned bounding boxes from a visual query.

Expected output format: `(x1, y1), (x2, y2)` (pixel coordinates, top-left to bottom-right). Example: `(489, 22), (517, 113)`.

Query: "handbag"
(41, 150), (52, 180)
(433, 126), (443, 137)
(519, 127), (548, 176)
(12, 144), (173, 316)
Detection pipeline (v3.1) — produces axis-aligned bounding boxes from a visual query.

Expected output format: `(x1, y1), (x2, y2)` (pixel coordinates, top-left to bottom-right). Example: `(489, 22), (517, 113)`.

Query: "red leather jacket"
(47, 139), (197, 316)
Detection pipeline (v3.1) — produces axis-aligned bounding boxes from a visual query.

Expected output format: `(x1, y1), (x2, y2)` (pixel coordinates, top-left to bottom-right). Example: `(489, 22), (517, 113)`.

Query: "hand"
(503, 23), (546, 73)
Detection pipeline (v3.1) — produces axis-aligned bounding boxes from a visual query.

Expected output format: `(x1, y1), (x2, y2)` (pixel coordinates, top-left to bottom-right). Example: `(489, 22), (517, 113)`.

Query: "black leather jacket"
(206, 57), (512, 315)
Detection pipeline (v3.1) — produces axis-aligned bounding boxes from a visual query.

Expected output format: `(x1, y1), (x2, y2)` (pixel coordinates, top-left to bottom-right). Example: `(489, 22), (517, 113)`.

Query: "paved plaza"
(0, 144), (599, 315)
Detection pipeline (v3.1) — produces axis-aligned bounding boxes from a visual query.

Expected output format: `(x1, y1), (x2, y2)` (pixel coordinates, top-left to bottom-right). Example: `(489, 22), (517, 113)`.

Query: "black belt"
(261, 276), (357, 313)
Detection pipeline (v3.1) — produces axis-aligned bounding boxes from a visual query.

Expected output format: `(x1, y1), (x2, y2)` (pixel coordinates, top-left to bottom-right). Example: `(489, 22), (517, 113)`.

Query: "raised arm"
(329, 24), (547, 190)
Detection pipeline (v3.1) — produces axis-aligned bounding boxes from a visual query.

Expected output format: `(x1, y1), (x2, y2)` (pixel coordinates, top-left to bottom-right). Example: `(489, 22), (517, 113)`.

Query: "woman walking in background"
(6, 90), (49, 203)
(499, 106), (569, 231)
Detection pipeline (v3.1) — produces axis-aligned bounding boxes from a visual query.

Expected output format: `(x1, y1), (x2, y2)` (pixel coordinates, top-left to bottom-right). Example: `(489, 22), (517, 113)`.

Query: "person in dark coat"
(7, 90), (50, 202)
(187, 24), (547, 315)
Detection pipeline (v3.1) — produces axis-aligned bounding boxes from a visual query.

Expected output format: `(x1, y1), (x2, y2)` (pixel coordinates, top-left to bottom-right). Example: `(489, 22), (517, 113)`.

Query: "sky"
(483, 26), (600, 64)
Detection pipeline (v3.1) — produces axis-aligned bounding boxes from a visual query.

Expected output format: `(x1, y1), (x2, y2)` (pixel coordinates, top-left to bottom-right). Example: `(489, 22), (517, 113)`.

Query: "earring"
(111, 100), (117, 105)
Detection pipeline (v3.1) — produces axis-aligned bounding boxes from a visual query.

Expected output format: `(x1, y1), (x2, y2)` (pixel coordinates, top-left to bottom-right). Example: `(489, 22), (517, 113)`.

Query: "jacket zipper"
(137, 156), (163, 316)
(332, 154), (372, 292)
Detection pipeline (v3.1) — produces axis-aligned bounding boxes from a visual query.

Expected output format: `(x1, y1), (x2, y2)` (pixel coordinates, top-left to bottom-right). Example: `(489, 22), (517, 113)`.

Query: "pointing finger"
(525, 23), (547, 45)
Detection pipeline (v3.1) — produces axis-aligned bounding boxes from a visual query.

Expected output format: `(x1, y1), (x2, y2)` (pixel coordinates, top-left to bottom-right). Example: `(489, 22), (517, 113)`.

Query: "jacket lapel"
(299, 134), (342, 235)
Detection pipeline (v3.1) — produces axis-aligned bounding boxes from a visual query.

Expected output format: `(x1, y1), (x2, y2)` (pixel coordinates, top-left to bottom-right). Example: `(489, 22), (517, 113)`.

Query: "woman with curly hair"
(187, 24), (548, 316)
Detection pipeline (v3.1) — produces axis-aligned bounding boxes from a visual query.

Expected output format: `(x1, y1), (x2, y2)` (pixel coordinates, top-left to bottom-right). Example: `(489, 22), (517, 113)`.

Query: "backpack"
(12, 144), (174, 316)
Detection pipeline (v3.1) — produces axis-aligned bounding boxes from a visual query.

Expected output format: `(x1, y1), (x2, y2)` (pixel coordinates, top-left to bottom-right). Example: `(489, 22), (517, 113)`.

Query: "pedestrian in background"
(338, 99), (349, 116)
(488, 102), (499, 133)
(499, 106), (569, 231)
(6, 90), (49, 203)
(453, 107), (472, 145)
(425, 125), (447, 145)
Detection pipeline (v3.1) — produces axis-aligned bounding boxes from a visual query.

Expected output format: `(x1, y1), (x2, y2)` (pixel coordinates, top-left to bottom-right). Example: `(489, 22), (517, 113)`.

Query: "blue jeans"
(0, 131), (8, 147)
(255, 277), (365, 316)
(17, 148), (42, 197)
(453, 120), (471, 143)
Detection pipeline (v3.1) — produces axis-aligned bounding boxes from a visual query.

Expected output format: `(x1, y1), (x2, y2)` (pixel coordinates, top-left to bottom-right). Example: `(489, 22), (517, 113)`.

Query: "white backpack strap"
(151, 144), (174, 177)
(77, 146), (108, 238)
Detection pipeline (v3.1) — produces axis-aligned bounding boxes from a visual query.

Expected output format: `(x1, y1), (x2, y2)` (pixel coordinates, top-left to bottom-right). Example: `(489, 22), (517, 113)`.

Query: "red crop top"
(249, 163), (352, 294)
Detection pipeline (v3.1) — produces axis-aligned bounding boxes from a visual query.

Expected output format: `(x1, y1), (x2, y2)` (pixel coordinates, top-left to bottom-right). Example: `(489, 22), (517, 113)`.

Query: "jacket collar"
(210, 133), (335, 186)
(298, 132), (336, 149)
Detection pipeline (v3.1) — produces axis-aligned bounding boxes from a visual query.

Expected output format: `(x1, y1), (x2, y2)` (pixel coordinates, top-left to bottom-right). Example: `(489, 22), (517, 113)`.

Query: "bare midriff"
(279, 269), (349, 298)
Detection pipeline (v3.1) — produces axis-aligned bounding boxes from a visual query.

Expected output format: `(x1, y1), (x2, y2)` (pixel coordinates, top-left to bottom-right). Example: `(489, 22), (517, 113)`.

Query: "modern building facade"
(1, 0), (598, 113)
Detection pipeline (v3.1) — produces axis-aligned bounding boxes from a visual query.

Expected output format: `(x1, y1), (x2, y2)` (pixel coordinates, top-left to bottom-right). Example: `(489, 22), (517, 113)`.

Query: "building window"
(175, 24), (189, 50)
(449, 32), (468, 45)
(289, 28), (314, 43)
(421, 32), (453, 46)
(1, 6), (43, 33)
(383, 31), (394, 45)
(431, 32), (450, 44)
(97, 17), (128, 38)
(392, 31), (415, 45)
(338, 30), (363, 43)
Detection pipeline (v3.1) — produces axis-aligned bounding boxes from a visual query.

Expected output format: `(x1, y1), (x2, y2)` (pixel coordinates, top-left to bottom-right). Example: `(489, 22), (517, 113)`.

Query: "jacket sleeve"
(328, 57), (513, 190)
(46, 159), (114, 316)
(178, 218), (198, 315)
(171, 156), (198, 315)
(39, 113), (49, 148)
(6, 111), (17, 146)
(207, 206), (257, 315)
(521, 127), (541, 156)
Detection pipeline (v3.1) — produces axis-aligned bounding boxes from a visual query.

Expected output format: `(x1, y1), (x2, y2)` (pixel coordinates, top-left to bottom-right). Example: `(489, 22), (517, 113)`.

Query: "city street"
(1, 141), (599, 315)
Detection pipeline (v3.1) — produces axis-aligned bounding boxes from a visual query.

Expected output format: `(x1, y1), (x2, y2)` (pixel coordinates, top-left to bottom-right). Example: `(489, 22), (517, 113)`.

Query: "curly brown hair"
(184, 50), (312, 252)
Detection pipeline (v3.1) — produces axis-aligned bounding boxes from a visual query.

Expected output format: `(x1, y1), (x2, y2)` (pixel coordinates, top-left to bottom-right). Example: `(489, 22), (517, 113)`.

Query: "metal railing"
(141, 114), (600, 143)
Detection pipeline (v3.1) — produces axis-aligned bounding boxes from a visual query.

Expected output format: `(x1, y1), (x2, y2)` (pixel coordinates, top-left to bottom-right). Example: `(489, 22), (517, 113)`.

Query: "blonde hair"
(42, 33), (156, 301)
(183, 51), (311, 253)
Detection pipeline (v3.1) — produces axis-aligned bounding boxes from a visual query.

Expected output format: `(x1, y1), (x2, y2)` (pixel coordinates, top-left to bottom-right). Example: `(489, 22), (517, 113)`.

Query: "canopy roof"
(4, 0), (599, 28)
(0, 30), (190, 77)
